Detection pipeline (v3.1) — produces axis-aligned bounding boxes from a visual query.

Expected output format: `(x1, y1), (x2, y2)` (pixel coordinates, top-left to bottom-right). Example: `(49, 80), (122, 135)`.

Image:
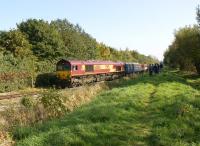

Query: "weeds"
(41, 90), (66, 118)
(21, 96), (35, 109)
(3, 70), (200, 145)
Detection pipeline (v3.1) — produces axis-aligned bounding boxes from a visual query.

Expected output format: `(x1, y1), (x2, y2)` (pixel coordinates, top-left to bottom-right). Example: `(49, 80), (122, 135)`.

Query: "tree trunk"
(195, 62), (200, 74)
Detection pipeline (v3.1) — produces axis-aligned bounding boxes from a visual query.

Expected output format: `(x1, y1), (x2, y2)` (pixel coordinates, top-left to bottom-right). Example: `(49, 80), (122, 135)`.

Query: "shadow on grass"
(174, 70), (200, 90)
(184, 75), (200, 90)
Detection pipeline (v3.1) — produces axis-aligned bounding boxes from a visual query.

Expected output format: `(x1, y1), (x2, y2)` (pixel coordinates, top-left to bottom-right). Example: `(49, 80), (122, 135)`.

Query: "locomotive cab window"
(57, 64), (70, 71)
(85, 65), (94, 72)
(57, 65), (63, 71)
(72, 65), (78, 71)
(63, 65), (70, 71)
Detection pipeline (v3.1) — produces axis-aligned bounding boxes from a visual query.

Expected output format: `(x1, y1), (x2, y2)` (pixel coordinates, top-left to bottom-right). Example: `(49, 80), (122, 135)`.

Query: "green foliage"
(17, 19), (66, 60)
(13, 70), (200, 146)
(164, 7), (200, 74)
(12, 126), (36, 140)
(51, 19), (98, 60)
(21, 97), (35, 109)
(45, 132), (69, 146)
(197, 5), (200, 26)
(164, 26), (200, 73)
(41, 90), (66, 118)
(0, 30), (32, 58)
(0, 52), (36, 92)
(1, 18), (158, 63)
(96, 43), (158, 63)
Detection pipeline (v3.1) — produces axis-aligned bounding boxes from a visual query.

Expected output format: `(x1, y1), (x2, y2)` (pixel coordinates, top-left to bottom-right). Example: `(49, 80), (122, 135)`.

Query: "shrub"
(21, 96), (35, 109)
(41, 90), (66, 118)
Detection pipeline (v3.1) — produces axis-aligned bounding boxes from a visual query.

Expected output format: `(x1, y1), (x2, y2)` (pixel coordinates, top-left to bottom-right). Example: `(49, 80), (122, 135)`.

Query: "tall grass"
(10, 70), (200, 146)
(0, 82), (109, 131)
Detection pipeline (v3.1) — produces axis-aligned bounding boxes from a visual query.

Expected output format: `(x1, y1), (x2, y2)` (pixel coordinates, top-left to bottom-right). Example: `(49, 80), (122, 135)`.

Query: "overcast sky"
(0, 0), (199, 60)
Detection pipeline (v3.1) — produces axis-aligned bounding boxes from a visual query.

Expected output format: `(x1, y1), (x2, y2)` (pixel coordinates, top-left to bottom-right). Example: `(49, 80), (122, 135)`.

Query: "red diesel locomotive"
(56, 59), (125, 87)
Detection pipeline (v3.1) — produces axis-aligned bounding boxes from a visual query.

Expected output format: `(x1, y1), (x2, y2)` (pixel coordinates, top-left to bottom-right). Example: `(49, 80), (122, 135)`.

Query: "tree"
(17, 19), (66, 60)
(96, 43), (110, 60)
(176, 26), (200, 73)
(196, 6), (200, 73)
(164, 26), (200, 73)
(51, 19), (98, 60)
(0, 30), (32, 58)
(197, 5), (200, 25)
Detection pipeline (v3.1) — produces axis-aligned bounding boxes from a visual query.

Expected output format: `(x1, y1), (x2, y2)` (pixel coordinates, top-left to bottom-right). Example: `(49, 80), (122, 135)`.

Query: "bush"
(0, 74), (31, 93)
(21, 96), (35, 109)
(41, 90), (66, 118)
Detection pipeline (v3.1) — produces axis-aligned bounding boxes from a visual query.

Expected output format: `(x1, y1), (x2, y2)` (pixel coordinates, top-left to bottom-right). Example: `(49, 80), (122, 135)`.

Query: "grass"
(13, 70), (200, 146)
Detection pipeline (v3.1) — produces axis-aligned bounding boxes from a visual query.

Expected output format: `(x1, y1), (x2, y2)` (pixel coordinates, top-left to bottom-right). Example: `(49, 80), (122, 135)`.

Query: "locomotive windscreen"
(57, 64), (70, 71)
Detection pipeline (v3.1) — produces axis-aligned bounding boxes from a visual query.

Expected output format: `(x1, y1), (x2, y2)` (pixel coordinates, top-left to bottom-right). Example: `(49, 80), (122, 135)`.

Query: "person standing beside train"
(149, 64), (153, 76)
(159, 62), (163, 72)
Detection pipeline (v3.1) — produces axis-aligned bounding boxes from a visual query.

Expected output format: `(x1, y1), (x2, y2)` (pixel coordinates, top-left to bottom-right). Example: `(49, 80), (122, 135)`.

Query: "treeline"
(0, 19), (157, 92)
(0, 19), (157, 63)
(164, 6), (200, 74)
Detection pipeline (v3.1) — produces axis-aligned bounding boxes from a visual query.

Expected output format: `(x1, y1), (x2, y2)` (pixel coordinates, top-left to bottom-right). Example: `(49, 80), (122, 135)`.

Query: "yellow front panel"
(57, 71), (70, 80)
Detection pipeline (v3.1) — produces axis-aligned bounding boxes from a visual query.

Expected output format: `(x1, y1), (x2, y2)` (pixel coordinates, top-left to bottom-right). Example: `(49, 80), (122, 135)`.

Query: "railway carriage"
(56, 59), (125, 87)
(124, 62), (145, 74)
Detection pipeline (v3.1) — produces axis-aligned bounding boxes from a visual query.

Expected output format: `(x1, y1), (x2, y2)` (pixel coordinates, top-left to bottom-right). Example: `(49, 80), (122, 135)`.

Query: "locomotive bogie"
(69, 72), (123, 87)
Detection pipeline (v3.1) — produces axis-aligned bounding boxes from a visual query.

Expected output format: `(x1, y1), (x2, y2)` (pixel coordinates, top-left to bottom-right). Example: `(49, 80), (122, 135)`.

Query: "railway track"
(0, 92), (39, 100)
(0, 84), (96, 101)
(0, 76), (136, 101)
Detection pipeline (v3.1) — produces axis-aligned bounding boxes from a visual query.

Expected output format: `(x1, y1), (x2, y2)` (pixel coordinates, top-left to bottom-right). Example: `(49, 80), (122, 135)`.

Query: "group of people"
(148, 63), (163, 76)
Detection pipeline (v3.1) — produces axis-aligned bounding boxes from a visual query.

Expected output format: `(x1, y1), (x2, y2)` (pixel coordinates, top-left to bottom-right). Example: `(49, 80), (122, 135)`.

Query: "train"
(56, 59), (148, 87)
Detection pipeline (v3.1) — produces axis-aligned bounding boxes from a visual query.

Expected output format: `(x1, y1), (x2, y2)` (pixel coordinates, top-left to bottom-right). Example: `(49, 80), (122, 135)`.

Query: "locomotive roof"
(57, 59), (124, 65)
(125, 62), (140, 64)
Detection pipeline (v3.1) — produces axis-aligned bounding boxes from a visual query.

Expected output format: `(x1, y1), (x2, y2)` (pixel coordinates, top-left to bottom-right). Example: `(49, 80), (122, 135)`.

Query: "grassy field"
(13, 70), (200, 146)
